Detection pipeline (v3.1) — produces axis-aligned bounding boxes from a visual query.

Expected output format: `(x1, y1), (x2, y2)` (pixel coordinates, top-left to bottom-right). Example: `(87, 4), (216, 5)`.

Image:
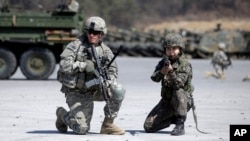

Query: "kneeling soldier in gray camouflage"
(56, 16), (126, 135)
(144, 33), (194, 136)
(205, 42), (231, 79)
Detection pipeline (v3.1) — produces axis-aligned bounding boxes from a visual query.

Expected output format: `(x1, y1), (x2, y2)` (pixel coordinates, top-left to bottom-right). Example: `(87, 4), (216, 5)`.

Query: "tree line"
(2, 0), (250, 29)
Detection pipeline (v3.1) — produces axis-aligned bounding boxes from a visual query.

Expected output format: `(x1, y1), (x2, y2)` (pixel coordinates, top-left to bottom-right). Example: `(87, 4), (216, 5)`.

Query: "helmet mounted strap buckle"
(167, 40), (172, 46)
(90, 22), (95, 30)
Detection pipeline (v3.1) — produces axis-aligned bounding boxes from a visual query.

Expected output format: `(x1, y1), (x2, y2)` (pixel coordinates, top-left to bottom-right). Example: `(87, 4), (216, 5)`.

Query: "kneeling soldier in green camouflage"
(144, 33), (194, 136)
(56, 16), (126, 135)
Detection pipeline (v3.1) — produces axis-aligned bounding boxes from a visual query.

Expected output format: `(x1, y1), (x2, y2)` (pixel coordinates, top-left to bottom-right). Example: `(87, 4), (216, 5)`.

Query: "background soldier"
(144, 33), (194, 136)
(56, 16), (126, 135)
(242, 74), (250, 81)
(67, 0), (79, 12)
(206, 42), (231, 79)
(57, 0), (79, 12)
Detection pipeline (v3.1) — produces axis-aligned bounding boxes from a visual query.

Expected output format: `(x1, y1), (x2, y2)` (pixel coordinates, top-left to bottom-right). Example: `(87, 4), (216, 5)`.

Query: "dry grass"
(145, 19), (250, 33)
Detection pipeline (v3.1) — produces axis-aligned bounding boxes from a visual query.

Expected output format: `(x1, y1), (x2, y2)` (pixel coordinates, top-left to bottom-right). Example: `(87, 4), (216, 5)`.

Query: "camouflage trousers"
(213, 64), (225, 78)
(62, 88), (124, 134)
(144, 89), (190, 132)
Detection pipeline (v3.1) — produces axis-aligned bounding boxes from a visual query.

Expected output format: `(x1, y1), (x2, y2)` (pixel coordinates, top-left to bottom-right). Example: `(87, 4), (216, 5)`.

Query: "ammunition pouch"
(57, 70), (86, 89)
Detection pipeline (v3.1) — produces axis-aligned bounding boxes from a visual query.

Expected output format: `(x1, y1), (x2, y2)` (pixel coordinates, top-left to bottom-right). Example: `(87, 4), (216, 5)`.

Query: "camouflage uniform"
(57, 0), (79, 12)
(56, 17), (125, 135)
(67, 0), (79, 12)
(144, 33), (193, 136)
(208, 43), (231, 79)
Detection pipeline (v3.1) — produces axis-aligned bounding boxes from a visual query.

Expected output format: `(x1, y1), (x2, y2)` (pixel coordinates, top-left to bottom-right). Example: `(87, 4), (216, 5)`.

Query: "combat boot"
(219, 74), (226, 80)
(56, 107), (68, 133)
(171, 123), (185, 136)
(171, 116), (186, 136)
(205, 71), (213, 78)
(100, 117), (125, 135)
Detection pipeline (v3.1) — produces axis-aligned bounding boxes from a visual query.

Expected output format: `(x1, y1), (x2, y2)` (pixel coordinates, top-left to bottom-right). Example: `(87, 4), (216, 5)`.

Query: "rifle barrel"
(107, 45), (124, 68)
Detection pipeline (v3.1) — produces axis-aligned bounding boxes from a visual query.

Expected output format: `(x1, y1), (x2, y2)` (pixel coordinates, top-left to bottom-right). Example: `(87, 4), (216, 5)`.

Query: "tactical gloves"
(73, 61), (86, 72)
(85, 60), (95, 74)
(72, 60), (95, 73)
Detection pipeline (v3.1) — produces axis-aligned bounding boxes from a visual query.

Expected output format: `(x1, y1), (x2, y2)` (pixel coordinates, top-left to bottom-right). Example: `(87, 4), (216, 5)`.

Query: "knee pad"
(70, 112), (90, 135)
(110, 82), (126, 101)
(144, 120), (153, 132)
(73, 124), (89, 135)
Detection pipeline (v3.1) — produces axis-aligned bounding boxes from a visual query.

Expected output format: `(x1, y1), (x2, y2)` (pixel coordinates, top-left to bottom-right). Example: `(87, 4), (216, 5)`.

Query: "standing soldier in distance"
(57, 0), (79, 12)
(56, 16), (126, 135)
(67, 0), (79, 12)
(144, 33), (194, 136)
(206, 42), (231, 79)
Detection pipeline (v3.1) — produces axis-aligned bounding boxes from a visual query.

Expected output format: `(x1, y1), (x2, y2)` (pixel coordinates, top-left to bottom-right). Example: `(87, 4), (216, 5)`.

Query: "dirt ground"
(1, 57), (250, 141)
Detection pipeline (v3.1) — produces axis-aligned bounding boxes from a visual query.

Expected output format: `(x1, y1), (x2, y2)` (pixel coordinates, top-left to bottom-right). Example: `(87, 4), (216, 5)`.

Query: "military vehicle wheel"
(0, 48), (18, 79)
(20, 48), (56, 80)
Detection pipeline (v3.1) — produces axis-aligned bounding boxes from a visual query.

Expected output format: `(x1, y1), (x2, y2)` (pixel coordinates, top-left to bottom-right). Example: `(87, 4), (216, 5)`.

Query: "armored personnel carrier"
(0, 0), (83, 79)
(180, 24), (250, 59)
(103, 28), (165, 57)
(197, 30), (248, 58)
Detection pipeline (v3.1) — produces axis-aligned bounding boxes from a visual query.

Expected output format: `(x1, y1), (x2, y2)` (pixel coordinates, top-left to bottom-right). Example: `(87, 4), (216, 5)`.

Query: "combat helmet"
(110, 82), (126, 101)
(218, 42), (226, 50)
(162, 33), (185, 49)
(85, 16), (107, 34)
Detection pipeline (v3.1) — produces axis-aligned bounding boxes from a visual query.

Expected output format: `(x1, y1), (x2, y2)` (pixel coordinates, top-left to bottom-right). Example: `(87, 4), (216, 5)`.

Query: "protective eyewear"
(87, 30), (101, 35)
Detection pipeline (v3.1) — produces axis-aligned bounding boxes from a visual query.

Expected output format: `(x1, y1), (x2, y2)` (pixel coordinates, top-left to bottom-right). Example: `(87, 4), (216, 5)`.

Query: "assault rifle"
(88, 45), (124, 117)
(221, 54), (232, 70)
(226, 54), (232, 68)
(155, 55), (170, 71)
(163, 56), (170, 67)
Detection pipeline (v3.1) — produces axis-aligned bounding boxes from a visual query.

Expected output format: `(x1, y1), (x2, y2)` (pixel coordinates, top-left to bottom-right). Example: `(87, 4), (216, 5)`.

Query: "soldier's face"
(87, 30), (102, 44)
(166, 47), (180, 58)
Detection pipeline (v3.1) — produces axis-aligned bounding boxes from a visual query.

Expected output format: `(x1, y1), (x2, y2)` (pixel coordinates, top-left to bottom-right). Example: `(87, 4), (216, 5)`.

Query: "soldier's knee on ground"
(68, 111), (90, 135)
(144, 121), (170, 133)
(110, 82), (126, 101)
(144, 122), (154, 133)
(143, 117), (155, 133)
(72, 124), (89, 135)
